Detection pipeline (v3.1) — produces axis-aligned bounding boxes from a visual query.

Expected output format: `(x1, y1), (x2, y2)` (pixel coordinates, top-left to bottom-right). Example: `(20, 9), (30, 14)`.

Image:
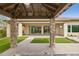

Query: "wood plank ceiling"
(0, 3), (73, 19)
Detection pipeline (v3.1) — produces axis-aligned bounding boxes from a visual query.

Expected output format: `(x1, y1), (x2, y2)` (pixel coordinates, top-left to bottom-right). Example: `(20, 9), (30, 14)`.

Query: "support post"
(18, 23), (23, 36)
(49, 18), (56, 48)
(6, 23), (10, 37)
(10, 18), (18, 48)
(41, 26), (44, 35)
(64, 23), (67, 37)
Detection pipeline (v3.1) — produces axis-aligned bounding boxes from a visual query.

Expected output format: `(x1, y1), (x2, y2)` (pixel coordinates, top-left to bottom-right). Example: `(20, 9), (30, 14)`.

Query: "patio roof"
(0, 3), (72, 19)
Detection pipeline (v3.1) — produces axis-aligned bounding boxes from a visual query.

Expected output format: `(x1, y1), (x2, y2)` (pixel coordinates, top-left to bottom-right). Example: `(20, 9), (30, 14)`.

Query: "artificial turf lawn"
(0, 36), (27, 53)
(31, 38), (79, 43)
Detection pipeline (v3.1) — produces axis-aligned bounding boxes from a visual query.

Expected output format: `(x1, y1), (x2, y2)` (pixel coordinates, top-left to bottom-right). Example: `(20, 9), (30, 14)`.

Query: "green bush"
(0, 29), (6, 38)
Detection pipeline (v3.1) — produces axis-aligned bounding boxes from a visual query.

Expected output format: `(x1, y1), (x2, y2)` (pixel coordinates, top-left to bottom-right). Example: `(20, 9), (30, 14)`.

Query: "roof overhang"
(0, 3), (73, 19)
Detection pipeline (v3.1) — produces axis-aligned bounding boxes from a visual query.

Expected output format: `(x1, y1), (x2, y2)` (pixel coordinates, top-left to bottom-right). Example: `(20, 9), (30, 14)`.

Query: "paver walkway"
(1, 35), (79, 56)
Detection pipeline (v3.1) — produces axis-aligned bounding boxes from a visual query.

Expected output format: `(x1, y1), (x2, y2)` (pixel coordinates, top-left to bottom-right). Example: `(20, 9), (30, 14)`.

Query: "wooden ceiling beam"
(11, 4), (19, 15)
(0, 3), (72, 19)
(54, 4), (72, 17)
(20, 4), (27, 16)
(42, 4), (55, 15)
(3, 4), (16, 10)
(30, 3), (35, 16)
(0, 8), (13, 18)
(22, 4), (28, 16)
(46, 3), (59, 8)
(39, 4), (43, 16)
(0, 4), (14, 8)
(42, 4), (55, 12)
(0, 4), (13, 17)
(10, 3), (20, 18)
(43, 4), (57, 10)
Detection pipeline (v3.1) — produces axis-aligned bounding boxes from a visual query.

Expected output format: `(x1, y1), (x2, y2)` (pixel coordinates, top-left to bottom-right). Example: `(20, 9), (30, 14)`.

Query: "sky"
(0, 15), (10, 20)
(59, 3), (79, 18)
(0, 3), (79, 20)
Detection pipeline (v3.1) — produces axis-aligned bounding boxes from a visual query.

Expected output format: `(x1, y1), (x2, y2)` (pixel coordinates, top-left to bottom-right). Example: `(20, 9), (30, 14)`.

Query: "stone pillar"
(10, 18), (17, 48)
(6, 23), (10, 37)
(49, 18), (56, 48)
(64, 23), (67, 37)
(18, 23), (22, 36)
(41, 26), (44, 35)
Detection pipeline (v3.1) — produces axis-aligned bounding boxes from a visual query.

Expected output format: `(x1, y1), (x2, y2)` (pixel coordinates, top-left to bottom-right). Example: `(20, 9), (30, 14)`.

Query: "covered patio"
(7, 19), (64, 36)
(0, 3), (74, 56)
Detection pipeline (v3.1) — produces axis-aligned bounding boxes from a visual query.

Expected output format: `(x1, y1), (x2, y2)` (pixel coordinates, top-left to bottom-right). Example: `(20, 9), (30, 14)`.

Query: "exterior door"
(30, 26), (41, 34)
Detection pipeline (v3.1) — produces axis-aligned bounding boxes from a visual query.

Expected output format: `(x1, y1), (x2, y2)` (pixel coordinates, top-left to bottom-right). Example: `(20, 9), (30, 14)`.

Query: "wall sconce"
(60, 25), (63, 29)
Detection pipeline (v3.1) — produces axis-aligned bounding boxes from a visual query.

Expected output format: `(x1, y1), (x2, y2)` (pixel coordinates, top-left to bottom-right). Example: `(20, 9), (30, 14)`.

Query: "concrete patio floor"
(1, 36), (79, 56)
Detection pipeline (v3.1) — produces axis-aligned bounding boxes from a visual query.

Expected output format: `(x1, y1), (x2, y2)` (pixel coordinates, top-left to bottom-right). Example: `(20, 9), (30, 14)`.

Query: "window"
(72, 25), (79, 32)
(29, 26), (41, 34)
(68, 25), (71, 32)
(67, 25), (79, 32)
(44, 26), (50, 33)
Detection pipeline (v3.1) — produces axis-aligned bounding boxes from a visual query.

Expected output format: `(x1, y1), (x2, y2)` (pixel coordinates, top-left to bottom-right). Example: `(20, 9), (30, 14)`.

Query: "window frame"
(67, 25), (79, 33)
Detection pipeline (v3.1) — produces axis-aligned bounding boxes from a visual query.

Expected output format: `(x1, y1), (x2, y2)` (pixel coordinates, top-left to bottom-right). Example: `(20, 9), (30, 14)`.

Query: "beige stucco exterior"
(17, 19), (65, 36)
(6, 18), (79, 37)
(21, 23), (64, 36)
(22, 23), (49, 35)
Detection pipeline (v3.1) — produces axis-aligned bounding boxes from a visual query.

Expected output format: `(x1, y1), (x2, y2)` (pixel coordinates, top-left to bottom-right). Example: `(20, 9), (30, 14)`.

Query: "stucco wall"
(22, 23), (64, 35)
(56, 23), (64, 36)
(23, 23), (29, 34)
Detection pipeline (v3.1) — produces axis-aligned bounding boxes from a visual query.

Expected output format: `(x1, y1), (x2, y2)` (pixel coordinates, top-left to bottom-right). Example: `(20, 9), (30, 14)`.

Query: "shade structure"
(0, 3), (73, 49)
(0, 3), (72, 19)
